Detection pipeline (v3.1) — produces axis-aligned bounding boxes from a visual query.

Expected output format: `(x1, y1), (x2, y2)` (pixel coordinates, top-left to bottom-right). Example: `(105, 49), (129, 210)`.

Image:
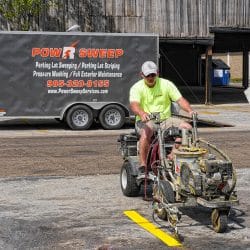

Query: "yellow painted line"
(124, 210), (182, 247)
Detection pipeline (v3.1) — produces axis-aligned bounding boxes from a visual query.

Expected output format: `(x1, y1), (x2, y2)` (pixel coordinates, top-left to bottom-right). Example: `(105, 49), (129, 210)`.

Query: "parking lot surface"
(0, 169), (249, 249)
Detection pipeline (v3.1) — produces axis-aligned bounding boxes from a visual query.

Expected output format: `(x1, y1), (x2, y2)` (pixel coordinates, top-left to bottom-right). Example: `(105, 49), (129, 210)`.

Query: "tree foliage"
(0, 0), (56, 30)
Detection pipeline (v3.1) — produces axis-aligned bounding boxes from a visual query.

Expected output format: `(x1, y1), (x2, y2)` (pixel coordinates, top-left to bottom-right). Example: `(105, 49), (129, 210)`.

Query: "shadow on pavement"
(180, 86), (248, 105)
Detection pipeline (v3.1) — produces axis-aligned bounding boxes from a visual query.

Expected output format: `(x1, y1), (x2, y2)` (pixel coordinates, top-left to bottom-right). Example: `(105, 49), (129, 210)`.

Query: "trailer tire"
(99, 105), (125, 129)
(66, 105), (93, 130)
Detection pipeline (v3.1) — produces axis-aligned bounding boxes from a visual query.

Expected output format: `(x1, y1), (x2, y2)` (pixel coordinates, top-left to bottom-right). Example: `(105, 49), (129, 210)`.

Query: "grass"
(231, 78), (242, 83)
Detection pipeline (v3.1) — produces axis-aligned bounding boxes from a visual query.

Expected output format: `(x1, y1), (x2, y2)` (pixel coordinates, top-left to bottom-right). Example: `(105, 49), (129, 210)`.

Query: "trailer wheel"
(66, 105), (93, 130)
(99, 105), (125, 129)
(211, 209), (228, 233)
(120, 161), (140, 197)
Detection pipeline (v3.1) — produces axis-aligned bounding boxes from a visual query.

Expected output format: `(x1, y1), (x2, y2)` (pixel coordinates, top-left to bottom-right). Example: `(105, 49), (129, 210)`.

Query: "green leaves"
(0, 0), (55, 30)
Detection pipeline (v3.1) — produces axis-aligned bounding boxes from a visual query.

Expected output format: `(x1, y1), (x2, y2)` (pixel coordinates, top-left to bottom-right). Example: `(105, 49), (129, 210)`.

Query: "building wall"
(0, 0), (250, 36)
(102, 0), (250, 37)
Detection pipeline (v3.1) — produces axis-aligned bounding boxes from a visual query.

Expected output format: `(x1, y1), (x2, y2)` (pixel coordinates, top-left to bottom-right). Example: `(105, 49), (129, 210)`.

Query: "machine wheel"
(157, 207), (168, 221)
(153, 186), (168, 220)
(160, 180), (175, 203)
(66, 105), (93, 130)
(120, 161), (140, 197)
(99, 105), (125, 129)
(211, 209), (228, 233)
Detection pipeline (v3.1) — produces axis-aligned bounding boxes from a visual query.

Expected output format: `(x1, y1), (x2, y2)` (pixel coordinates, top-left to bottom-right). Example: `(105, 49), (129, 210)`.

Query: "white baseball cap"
(141, 61), (157, 76)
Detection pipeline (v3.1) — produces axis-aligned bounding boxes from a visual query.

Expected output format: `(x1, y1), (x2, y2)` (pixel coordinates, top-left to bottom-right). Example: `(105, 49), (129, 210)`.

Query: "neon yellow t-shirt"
(129, 77), (182, 121)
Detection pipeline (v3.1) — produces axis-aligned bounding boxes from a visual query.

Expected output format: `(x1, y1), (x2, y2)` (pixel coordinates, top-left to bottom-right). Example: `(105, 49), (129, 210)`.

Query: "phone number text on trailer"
(47, 79), (110, 88)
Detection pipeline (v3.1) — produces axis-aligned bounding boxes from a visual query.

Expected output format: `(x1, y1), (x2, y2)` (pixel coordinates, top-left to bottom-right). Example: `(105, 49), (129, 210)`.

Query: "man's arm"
(176, 97), (194, 116)
(130, 101), (150, 122)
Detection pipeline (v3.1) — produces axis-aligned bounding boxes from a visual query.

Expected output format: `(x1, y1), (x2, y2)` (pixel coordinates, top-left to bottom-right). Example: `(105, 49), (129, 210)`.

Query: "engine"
(175, 150), (234, 199)
(199, 158), (233, 197)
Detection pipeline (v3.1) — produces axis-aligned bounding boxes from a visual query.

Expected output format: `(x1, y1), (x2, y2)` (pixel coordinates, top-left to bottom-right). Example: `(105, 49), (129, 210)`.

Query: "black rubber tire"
(159, 180), (175, 203)
(66, 105), (93, 130)
(99, 105), (125, 129)
(120, 161), (140, 197)
(211, 209), (228, 233)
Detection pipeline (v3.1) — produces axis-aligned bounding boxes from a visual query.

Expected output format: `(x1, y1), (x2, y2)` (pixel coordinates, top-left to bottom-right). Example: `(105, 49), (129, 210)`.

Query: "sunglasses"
(145, 73), (157, 78)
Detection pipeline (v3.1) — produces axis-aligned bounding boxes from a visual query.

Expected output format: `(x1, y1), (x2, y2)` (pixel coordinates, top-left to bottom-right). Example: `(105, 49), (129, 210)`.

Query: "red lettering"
(32, 48), (41, 57)
(107, 49), (115, 58)
(89, 49), (100, 58)
(49, 48), (62, 57)
(103, 80), (110, 87)
(78, 48), (124, 58)
(87, 80), (92, 87)
(79, 48), (87, 58)
(98, 49), (106, 58)
(41, 48), (49, 57)
(32, 48), (62, 57)
(33, 47), (124, 58)
(115, 49), (124, 58)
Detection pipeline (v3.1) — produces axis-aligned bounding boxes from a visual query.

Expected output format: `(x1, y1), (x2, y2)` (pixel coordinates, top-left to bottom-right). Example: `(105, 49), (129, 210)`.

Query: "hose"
(143, 164), (152, 201)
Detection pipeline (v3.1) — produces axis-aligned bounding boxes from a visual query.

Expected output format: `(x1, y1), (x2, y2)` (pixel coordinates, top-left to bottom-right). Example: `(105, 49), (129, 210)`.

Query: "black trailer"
(0, 31), (158, 129)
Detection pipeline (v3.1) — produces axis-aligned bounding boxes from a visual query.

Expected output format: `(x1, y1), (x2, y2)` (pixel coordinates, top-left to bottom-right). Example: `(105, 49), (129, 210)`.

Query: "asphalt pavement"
(0, 169), (249, 249)
(192, 103), (250, 131)
(0, 101), (249, 249)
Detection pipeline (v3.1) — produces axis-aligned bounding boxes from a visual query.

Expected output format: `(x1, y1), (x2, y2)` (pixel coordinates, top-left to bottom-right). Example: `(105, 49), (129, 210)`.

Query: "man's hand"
(130, 102), (150, 122)
(188, 110), (198, 118)
(140, 112), (150, 122)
